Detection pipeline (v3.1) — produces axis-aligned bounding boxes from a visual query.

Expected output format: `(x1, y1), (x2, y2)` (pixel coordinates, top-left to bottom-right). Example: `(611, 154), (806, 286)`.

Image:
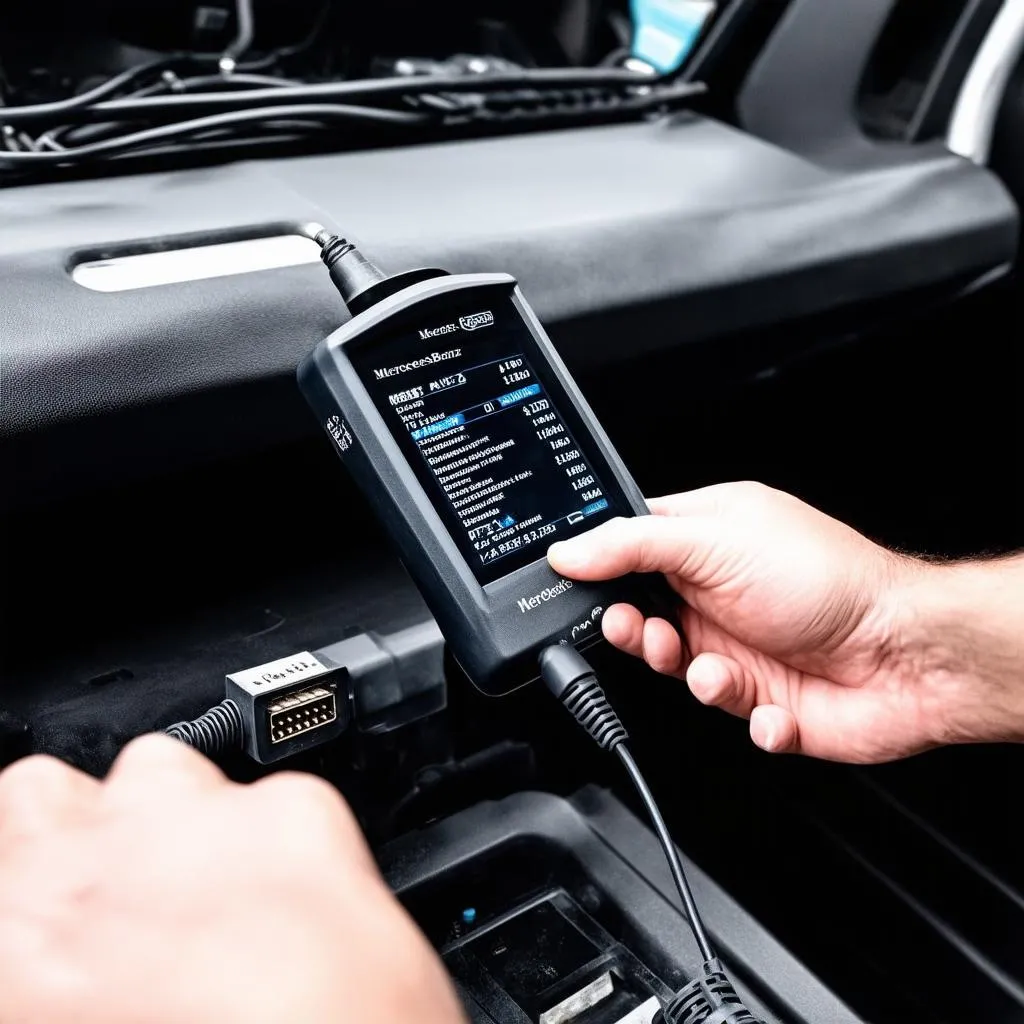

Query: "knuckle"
(256, 772), (348, 818)
(600, 515), (629, 532)
(0, 754), (73, 795)
(634, 520), (674, 572)
(634, 534), (654, 572)
(111, 733), (202, 771)
(605, 515), (640, 548)
(734, 480), (772, 502)
(254, 772), (366, 847)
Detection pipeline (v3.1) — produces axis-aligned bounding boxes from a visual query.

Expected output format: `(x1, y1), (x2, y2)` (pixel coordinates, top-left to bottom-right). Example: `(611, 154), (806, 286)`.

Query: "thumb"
(548, 515), (714, 582)
(749, 704), (801, 754)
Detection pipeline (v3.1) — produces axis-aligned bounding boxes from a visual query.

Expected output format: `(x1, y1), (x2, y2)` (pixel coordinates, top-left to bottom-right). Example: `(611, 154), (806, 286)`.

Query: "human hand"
(0, 736), (464, 1024)
(549, 482), (1003, 764)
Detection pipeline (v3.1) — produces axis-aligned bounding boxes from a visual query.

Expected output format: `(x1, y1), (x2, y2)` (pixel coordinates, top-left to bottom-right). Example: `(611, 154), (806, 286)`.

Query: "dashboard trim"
(70, 234), (321, 292)
(948, 0), (1024, 163)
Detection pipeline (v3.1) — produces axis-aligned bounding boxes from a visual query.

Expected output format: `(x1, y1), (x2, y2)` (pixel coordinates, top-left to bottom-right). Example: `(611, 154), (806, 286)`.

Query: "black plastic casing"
(223, 651), (349, 764)
(298, 273), (660, 696)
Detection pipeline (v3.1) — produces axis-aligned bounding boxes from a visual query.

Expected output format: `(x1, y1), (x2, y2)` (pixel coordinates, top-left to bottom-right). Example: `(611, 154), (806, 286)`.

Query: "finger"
(251, 770), (355, 825)
(601, 603), (645, 658)
(749, 705), (800, 754)
(548, 515), (714, 582)
(104, 734), (228, 806)
(641, 617), (687, 678)
(0, 755), (99, 840)
(685, 652), (756, 718)
(251, 772), (377, 872)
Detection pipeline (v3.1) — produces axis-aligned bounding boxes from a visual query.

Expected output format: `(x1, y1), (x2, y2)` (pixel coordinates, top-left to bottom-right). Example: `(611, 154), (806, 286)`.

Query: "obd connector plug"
(225, 652), (346, 763)
(165, 621), (445, 764)
(166, 651), (347, 765)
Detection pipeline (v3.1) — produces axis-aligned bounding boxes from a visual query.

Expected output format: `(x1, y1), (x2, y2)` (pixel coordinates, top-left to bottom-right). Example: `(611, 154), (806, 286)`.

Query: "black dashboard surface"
(0, 114), (1017, 439)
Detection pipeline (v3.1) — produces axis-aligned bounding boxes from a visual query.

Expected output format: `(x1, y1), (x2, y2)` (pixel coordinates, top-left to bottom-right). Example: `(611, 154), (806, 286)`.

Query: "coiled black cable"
(165, 700), (244, 757)
(657, 961), (759, 1024)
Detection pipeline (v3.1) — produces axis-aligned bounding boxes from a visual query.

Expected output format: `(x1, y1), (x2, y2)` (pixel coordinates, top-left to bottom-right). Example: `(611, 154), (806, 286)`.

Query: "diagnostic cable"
(540, 644), (759, 1024)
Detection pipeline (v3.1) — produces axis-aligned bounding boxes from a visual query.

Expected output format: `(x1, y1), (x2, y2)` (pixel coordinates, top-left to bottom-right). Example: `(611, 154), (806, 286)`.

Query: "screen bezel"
(342, 281), (629, 588)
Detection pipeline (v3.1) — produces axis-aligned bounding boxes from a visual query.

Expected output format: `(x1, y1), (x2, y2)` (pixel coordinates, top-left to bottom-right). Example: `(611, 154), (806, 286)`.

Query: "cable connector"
(655, 959), (760, 1024)
(224, 651), (347, 763)
(313, 230), (389, 313)
(165, 621), (447, 763)
(306, 225), (448, 316)
(539, 644), (628, 752)
(166, 651), (348, 764)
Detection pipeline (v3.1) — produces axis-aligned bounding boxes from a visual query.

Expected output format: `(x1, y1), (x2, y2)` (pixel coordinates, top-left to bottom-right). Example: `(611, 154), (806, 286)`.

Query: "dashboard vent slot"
(857, 0), (1003, 142)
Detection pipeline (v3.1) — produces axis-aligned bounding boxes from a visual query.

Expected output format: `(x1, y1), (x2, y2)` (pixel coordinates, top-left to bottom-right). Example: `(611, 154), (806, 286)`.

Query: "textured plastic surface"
(0, 116), (1016, 438)
(377, 790), (864, 1024)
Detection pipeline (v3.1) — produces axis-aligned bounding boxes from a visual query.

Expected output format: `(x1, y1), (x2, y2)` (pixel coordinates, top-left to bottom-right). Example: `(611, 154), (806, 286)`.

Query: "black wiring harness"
(0, 0), (705, 175)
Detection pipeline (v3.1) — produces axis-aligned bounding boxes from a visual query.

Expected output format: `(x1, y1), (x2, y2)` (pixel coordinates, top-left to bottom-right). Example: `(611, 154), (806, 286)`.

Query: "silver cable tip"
(300, 222), (328, 244)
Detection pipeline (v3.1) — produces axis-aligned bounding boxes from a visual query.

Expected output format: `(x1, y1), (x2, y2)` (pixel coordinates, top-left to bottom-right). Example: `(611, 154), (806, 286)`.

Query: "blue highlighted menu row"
(411, 414), (465, 442)
(497, 384), (541, 408)
(583, 499), (609, 517)
(411, 384), (542, 442)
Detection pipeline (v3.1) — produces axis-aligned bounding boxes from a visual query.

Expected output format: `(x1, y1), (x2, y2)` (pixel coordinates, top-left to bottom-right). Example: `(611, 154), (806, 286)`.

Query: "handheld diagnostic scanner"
(298, 232), (669, 696)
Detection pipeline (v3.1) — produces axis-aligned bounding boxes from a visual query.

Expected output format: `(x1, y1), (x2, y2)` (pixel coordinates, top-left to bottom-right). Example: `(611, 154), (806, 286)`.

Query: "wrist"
(883, 555), (1024, 747)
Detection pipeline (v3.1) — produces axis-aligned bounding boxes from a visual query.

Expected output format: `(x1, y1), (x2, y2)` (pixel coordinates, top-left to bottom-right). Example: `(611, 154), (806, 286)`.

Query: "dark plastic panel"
(378, 788), (864, 1024)
(738, 0), (1007, 159)
(738, 0), (899, 163)
(0, 115), (1016, 438)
